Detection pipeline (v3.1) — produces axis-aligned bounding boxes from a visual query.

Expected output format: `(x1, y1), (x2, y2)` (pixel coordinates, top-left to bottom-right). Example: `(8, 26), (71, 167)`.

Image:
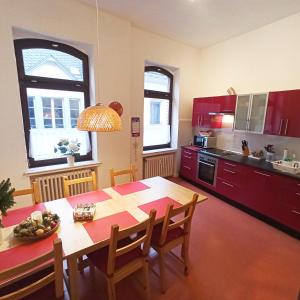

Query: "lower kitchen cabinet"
(215, 158), (299, 232)
(180, 151), (300, 232)
(179, 148), (197, 182)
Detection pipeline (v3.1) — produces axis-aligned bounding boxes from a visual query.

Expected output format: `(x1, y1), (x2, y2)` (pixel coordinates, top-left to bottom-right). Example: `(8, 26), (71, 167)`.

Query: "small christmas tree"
(0, 178), (15, 227)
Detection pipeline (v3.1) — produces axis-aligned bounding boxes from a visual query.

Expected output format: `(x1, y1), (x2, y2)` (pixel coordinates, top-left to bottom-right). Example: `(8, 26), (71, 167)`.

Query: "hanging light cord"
(95, 0), (101, 101)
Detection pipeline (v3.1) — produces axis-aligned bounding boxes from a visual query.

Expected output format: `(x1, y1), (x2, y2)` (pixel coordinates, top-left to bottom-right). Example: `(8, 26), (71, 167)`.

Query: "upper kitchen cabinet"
(213, 95), (237, 113)
(192, 97), (215, 128)
(234, 93), (268, 134)
(192, 95), (236, 129)
(264, 89), (300, 138)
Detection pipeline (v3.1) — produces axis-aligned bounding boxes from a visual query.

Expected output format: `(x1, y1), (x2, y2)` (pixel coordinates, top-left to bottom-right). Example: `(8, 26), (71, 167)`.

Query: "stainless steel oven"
(197, 154), (218, 186)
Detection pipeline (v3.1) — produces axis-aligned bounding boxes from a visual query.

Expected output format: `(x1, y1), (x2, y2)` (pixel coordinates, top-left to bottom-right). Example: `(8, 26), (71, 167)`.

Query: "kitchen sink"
(272, 160), (300, 175)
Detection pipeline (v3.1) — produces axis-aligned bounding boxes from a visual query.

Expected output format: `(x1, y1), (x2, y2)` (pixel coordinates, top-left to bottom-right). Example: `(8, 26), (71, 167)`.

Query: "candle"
(31, 211), (43, 224)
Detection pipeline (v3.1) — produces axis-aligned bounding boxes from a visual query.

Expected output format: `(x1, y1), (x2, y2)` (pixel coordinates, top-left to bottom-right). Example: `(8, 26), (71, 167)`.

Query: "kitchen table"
(0, 176), (207, 300)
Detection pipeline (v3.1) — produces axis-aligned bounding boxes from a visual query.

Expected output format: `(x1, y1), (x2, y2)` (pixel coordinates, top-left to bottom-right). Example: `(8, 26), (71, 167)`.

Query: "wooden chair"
(13, 181), (41, 204)
(150, 193), (199, 293)
(62, 171), (97, 197)
(0, 239), (64, 300)
(110, 165), (136, 187)
(87, 209), (156, 300)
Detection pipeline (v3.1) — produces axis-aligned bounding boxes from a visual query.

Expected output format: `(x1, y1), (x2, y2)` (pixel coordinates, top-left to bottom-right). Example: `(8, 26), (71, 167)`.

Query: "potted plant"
(0, 178), (15, 244)
(54, 138), (81, 166)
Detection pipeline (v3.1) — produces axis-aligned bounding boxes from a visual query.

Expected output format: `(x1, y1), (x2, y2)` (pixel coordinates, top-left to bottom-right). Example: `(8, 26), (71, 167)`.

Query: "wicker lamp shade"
(77, 103), (122, 132)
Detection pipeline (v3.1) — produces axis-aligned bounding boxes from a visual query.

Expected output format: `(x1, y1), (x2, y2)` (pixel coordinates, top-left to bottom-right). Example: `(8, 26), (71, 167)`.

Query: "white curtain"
(29, 128), (91, 161)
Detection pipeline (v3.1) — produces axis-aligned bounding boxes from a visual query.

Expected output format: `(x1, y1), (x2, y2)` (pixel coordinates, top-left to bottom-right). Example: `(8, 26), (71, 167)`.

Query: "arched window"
(144, 66), (173, 150)
(14, 39), (92, 167)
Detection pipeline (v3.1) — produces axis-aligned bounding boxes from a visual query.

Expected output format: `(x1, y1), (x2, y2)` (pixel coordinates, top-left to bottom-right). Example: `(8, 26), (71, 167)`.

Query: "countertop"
(182, 146), (300, 180)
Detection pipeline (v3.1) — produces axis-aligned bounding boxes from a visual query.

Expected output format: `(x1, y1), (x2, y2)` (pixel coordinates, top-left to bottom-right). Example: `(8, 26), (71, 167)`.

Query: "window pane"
(150, 102), (161, 124)
(144, 98), (170, 147)
(69, 98), (79, 110)
(55, 119), (64, 128)
(26, 88), (88, 161)
(144, 71), (170, 92)
(54, 98), (63, 108)
(55, 109), (63, 119)
(22, 48), (83, 81)
(70, 110), (79, 119)
(28, 96), (34, 107)
(30, 118), (36, 128)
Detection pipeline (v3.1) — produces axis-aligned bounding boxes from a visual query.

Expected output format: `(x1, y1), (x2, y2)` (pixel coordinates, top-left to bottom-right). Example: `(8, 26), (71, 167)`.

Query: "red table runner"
(66, 190), (111, 208)
(138, 197), (182, 219)
(0, 234), (58, 272)
(2, 203), (46, 228)
(112, 182), (150, 196)
(83, 211), (138, 243)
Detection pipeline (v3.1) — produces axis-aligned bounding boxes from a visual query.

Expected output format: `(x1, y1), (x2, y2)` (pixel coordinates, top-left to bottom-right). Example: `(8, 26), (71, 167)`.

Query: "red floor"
(11, 177), (300, 300)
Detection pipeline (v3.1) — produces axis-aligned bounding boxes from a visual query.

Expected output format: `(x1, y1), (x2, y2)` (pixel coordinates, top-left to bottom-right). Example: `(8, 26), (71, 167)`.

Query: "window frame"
(14, 38), (92, 168)
(144, 66), (173, 151)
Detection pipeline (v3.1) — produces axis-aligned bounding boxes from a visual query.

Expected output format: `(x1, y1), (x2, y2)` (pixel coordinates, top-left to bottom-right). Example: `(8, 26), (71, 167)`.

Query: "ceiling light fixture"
(77, 0), (122, 132)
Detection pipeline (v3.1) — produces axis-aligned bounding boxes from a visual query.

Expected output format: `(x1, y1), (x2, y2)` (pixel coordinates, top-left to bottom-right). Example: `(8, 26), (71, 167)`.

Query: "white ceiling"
(80, 0), (300, 48)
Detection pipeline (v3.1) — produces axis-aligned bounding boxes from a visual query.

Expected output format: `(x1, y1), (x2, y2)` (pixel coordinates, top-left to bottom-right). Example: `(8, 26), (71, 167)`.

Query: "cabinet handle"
(222, 181), (234, 188)
(254, 171), (270, 177)
(297, 184), (300, 187)
(197, 116), (200, 126)
(296, 193), (300, 197)
(284, 119), (289, 135)
(224, 162), (237, 167)
(291, 209), (300, 215)
(184, 151), (192, 155)
(224, 169), (236, 174)
(183, 166), (191, 170)
(278, 119), (283, 135)
(183, 155), (192, 159)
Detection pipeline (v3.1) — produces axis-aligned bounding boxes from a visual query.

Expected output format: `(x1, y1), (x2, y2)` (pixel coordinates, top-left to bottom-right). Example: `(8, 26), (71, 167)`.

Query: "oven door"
(197, 159), (216, 185)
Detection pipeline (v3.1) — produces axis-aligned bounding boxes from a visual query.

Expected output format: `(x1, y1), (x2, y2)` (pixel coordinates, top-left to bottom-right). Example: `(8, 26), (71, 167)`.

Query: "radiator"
(32, 169), (94, 202)
(143, 154), (174, 178)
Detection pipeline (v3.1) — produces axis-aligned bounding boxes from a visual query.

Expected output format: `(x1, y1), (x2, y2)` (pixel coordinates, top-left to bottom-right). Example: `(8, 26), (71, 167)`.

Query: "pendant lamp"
(77, 103), (121, 132)
(77, 0), (122, 132)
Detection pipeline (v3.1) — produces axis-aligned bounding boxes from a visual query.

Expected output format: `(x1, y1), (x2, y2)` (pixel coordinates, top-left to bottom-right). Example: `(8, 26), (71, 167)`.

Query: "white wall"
(131, 28), (200, 178)
(0, 0), (199, 207)
(197, 12), (300, 157)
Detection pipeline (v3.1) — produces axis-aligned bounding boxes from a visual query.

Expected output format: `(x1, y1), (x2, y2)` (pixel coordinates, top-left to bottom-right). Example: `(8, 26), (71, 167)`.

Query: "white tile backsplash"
(215, 130), (300, 161)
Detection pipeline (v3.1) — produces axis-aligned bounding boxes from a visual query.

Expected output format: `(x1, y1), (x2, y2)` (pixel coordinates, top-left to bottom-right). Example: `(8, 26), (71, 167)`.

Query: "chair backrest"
(106, 209), (156, 276)
(63, 171), (97, 197)
(110, 165), (136, 187)
(0, 239), (64, 300)
(13, 181), (41, 204)
(159, 193), (199, 246)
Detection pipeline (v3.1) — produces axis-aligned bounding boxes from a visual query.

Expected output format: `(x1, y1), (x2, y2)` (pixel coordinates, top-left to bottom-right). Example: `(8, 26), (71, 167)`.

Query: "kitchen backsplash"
(214, 129), (300, 161)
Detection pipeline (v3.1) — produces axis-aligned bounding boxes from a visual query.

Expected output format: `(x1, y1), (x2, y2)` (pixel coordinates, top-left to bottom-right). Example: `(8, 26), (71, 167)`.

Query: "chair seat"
(87, 238), (143, 274)
(151, 222), (185, 247)
(0, 266), (56, 300)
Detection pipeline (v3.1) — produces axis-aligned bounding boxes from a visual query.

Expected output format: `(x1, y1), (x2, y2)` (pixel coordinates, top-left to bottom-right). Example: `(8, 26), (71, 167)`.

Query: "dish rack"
(272, 160), (300, 175)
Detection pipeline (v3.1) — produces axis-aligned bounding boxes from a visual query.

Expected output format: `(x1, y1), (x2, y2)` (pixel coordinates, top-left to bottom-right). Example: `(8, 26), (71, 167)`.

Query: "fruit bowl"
(13, 211), (60, 241)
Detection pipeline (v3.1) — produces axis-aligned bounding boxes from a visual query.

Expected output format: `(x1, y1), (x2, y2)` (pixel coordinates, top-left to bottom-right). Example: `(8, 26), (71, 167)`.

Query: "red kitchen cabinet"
(216, 159), (246, 204)
(264, 89), (300, 137)
(192, 97), (214, 128)
(179, 147), (198, 182)
(243, 168), (281, 217)
(213, 95), (237, 113)
(272, 176), (300, 231)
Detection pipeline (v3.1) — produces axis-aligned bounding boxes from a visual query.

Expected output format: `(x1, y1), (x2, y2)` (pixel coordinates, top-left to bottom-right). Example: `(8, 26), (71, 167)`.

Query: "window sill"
(24, 160), (102, 177)
(142, 148), (177, 157)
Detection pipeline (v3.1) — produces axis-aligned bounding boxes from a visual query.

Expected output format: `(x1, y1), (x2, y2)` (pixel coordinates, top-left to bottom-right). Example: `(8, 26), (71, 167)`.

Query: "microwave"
(194, 136), (217, 148)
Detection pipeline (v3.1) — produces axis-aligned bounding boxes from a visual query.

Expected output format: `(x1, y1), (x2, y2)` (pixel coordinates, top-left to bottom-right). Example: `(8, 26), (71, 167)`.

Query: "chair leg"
(183, 239), (190, 276)
(158, 252), (166, 294)
(107, 278), (116, 300)
(142, 261), (151, 300)
(78, 256), (84, 274)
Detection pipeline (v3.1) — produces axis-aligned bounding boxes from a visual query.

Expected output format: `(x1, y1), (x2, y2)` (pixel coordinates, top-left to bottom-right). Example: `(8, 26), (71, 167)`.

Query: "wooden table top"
(0, 176), (207, 270)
